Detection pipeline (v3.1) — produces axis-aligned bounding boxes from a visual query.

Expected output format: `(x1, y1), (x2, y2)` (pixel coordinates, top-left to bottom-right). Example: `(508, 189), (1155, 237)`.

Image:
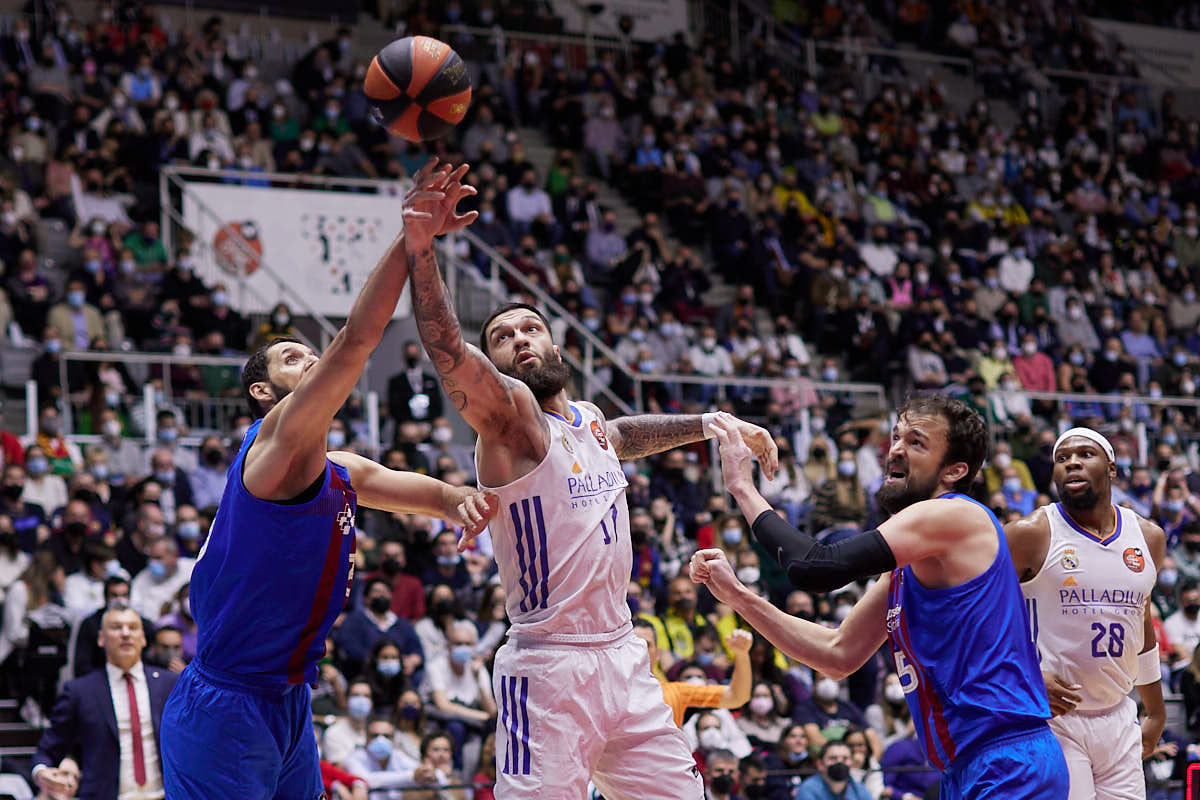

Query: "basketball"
(364, 35), (472, 142)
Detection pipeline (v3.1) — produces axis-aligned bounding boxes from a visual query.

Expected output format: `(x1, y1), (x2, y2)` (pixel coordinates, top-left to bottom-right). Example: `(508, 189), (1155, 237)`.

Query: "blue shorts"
(161, 661), (322, 800)
(939, 724), (1068, 800)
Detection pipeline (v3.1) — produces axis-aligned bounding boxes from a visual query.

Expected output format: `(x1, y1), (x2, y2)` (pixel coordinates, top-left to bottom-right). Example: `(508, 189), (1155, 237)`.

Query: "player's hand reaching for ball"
(402, 158), (478, 250)
(450, 488), (499, 552)
(689, 548), (743, 604)
(707, 411), (779, 488)
(1042, 671), (1082, 716)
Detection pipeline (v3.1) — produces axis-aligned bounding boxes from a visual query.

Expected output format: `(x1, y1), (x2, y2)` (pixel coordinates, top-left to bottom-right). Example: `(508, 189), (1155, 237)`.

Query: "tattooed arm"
(402, 177), (545, 454)
(605, 412), (779, 475)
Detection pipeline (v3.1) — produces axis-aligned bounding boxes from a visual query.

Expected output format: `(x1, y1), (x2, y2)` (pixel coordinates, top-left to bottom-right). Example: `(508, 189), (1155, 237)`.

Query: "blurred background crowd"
(1, 0), (1200, 797)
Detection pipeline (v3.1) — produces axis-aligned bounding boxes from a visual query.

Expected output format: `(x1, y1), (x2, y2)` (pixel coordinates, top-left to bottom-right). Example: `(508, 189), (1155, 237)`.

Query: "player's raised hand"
(435, 164), (478, 235)
(452, 488), (500, 552)
(689, 548), (742, 604)
(1042, 671), (1082, 716)
(726, 628), (753, 656)
(707, 412), (757, 491)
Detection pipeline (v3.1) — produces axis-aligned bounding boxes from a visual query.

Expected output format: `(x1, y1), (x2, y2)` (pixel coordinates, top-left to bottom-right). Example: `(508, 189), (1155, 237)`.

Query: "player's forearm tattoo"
(409, 246), (469, 412)
(608, 414), (705, 460)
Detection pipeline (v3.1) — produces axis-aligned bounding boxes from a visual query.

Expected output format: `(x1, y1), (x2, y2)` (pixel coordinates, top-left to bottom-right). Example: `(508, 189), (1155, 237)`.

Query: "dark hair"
(83, 539), (115, 569)
(632, 618), (657, 633)
(819, 739), (851, 760)
(103, 575), (130, 594)
(738, 754), (766, 774)
(897, 393), (987, 492)
(478, 302), (553, 356)
(241, 337), (302, 418)
(419, 730), (453, 759)
(154, 624), (183, 639)
(364, 576), (391, 595)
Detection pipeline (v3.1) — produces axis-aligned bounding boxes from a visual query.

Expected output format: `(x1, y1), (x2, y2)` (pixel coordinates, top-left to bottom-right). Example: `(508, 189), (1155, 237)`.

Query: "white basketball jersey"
(478, 401), (632, 641)
(1022, 504), (1156, 711)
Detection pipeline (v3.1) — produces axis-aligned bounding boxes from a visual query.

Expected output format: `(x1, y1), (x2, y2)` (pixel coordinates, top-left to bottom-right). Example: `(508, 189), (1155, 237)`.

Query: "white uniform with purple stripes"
(479, 401), (703, 800)
(1022, 503), (1155, 800)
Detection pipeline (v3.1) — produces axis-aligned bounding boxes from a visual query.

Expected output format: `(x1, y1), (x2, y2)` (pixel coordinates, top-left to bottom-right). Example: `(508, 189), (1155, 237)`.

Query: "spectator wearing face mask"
(810, 454), (866, 533)
(1, 463), (46, 551)
(333, 578), (425, 683)
(792, 675), (878, 755)
(130, 537), (194, 620)
(420, 530), (472, 596)
(704, 748), (746, 800)
(188, 437), (227, 512)
(737, 680), (788, 749)
(423, 620), (495, 771)
(634, 620), (752, 729)
(62, 540), (118, 618)
(21, 444), (68, 513)
(762, 722), (817, 799)
(794, 740), (872, 800)
(69, 577), (152, 679)
(688, 709), (754, 761)
(155, 582), (197, 662)
(324, 679), (374, 767)
(342, 716), (420, 800)
(144, 410), (198, 473)
(1165, 584), (1200, 678)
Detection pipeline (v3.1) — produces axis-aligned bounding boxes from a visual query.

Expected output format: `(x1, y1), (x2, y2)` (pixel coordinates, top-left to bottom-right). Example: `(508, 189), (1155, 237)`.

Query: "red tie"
(123, 672), (146, 786)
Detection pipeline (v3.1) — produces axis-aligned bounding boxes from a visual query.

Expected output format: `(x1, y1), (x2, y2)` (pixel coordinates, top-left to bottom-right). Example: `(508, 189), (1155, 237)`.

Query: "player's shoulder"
(574, 399), (607, 423)
(1004, 504), (1053, 538)
(1133, 511), (1167, 554)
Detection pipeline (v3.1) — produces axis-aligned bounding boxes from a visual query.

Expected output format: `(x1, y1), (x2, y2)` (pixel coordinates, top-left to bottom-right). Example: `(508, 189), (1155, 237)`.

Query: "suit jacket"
(387, 369), (443, 423)
(33, 665), (178, 800)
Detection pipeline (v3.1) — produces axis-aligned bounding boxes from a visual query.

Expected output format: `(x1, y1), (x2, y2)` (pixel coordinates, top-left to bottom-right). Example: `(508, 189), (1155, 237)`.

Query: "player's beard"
(269, 381), (292, 406)
(504, 353), (570, 401)
(876, 469), (942, 515)
(1058, 480), (1100, 511)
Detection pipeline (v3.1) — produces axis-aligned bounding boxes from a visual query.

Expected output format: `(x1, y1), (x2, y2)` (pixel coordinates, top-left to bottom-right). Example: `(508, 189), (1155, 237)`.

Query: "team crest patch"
(590, 420), (609, 450)
(1123, 547), (1146, 573)
(561, 433), (574, 454)
(1060, 548), (1079, 571)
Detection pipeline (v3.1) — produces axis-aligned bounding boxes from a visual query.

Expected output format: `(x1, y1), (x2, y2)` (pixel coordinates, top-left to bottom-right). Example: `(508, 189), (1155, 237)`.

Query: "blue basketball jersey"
(886, 493), (1050, 771)
(190, 419), (357, 686)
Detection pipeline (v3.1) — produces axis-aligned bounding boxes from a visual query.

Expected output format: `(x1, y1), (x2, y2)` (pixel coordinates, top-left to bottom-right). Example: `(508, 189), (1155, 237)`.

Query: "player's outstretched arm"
(718, 629), (754, 709)
(606, 410), (777, 476)
(404, 170), (544, 446)
(247, 160), (458, 498)
(1138, 517), (1168, 758)
(327, 451), (497, 536)
(689, 549), (889, 680)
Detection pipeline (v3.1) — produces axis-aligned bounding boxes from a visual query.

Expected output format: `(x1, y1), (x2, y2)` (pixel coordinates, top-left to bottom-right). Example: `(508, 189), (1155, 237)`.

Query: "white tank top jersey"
(1022, 503), (1156, 711)
(477, 401), (633, 642)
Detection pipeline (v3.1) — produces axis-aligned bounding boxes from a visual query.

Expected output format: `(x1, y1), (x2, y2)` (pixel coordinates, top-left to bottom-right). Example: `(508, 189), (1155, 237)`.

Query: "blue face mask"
(148, 561), (168, 580)
(154, 470), (174, 485)
(327, 430), (346, 449)
(26, 458), (49, 476)
(67, 290), (85, 307)
(158, 428), (178, 443)
(1003, 477), (1022, 494)
(177, 521), (201, 540)
(347, 695), (372, 720)
(451, 645), (474, 665)
(721, 528), (742, 545)
(367, 736), (392, 761)
(1164, 500), (1186, 513)
(376, 659), (401, 677)
(1115, 457), (1132, 470)
(437, 554), (461, 567)
(696, 651), (715, 666)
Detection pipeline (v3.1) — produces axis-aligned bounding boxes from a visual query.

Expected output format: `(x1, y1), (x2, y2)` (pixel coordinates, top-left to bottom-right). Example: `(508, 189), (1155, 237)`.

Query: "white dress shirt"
(106, 661), (164, 800)
(130, 559), (195, 620)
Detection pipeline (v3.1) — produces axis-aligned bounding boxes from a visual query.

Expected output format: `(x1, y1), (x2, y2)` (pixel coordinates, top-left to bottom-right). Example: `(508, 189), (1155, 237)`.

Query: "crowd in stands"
(1, 0), (1200, 796)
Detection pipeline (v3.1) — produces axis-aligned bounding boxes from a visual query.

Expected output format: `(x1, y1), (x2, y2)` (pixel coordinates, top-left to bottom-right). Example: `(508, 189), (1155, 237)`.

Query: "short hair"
(449, 619), (478, 642)
(103, 575), (130, 595)
(632, 618), (656, 633)
(420, 730), (453, 759)
(706, 748), (737, 765)
(819, 740), (851, 760)
(241, 337), (303, 418)
(82, 539), (115, 568)
(478, 302), (553, 356)
(154, 624), (183, 640)
(898, 393), (988, 492)
(363, 576), (391, 595)
(738, 754), (766, 774)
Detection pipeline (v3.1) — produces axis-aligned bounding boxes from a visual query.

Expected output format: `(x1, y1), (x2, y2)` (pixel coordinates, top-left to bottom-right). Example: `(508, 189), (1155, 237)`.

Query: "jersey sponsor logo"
(1060, 548), (1079, 571)
(1122, 547), (1146, 573)
(1057, 586), (1146, 616)
(590, 419), (609, 449)
(886, 604), (902, 632)
(336, 504), (355, 536)
(566, 469), (628, 508)
(1062, 576), (1077, 586)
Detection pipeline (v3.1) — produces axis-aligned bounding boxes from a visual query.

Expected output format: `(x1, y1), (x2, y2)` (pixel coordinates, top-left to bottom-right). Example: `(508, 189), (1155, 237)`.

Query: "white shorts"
(1049, 696), (1144, 800)
(491, 629), (704, 800)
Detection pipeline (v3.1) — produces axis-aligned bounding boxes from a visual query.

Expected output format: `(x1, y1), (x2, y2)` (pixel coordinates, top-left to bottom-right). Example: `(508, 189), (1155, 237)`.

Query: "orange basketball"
(364, 36), (472, 142)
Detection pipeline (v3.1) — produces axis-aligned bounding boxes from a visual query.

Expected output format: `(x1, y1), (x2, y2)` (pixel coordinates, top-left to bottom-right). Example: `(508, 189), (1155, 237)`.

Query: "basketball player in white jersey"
(402, 175), (779, 799)
(1007, 428), (1166, 799)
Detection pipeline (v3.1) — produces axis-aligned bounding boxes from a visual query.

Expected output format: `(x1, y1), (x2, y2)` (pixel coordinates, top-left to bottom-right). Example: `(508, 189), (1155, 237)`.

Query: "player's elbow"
(722, 685), (751, 709)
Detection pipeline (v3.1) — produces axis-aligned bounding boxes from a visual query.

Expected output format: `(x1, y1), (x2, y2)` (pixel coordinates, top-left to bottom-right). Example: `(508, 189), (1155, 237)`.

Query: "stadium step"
(0, 723), (43, 749)
(0, 700), (19, 725)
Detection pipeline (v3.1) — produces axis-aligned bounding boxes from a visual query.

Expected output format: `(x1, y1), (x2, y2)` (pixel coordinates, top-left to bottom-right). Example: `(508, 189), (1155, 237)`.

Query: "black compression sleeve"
(751, 511), (898, 593)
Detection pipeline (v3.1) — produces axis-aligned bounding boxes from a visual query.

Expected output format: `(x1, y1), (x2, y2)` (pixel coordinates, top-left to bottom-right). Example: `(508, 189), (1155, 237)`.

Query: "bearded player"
(1008, 428), (1165, 799)
(403, 170), (778, 799)
(692, 396), (1068, 798)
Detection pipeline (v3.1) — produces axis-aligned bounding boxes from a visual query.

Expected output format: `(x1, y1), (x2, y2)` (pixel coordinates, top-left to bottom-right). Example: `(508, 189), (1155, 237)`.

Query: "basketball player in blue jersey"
(403, 174), (779, 799)
(159, 160), (499, 800)
(1008, 427), (1165, 799)
(691, 395), (1069, 799)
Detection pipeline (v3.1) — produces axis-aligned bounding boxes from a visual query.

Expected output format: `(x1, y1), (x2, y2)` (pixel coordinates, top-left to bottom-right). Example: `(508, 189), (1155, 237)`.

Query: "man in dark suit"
(33, 605), (177, 800)
(387, 340), (443, 426)
(71, 576), (155, 679)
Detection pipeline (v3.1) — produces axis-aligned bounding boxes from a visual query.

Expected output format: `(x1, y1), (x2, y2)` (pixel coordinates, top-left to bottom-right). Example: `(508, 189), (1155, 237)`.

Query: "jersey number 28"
(1091, 622), (1125, 658)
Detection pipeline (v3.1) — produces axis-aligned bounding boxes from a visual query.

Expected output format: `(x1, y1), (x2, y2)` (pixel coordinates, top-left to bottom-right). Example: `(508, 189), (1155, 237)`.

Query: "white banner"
(551, 0), (688, 42)
(180, 181), (411, 318)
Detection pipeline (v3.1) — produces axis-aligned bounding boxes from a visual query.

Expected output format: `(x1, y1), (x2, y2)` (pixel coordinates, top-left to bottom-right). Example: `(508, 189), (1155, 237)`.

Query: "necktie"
(123, 672), (146, 785)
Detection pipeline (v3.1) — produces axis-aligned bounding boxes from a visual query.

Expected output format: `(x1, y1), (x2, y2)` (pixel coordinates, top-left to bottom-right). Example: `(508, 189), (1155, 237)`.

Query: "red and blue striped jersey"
(190, 419), (357, 686)
(886, 493), (1050, 770)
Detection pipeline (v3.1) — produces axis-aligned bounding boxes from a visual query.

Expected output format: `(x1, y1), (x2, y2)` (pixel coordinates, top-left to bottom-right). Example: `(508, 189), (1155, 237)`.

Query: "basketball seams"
(366, 35), (471, 142)
(405, 36), (452, 99)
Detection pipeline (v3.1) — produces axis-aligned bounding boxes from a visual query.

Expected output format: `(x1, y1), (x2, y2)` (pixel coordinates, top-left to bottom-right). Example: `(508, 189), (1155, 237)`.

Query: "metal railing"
(31, 349), (383, 455)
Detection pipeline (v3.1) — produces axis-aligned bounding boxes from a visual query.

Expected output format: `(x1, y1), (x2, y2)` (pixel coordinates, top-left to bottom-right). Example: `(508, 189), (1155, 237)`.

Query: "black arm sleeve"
(751, 510), (897, 593)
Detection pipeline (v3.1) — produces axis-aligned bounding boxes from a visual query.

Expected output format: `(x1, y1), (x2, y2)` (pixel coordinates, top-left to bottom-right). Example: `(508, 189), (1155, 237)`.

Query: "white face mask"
(698, 727), (724, 751)
(736, 566), (760, 585)
(814, 678), (839, 702)
(884, 683), (906, 704)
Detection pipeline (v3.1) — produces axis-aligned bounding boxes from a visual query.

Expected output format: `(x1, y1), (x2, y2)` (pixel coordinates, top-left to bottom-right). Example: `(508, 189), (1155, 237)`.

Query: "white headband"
(1053, 427), (1115, 463)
